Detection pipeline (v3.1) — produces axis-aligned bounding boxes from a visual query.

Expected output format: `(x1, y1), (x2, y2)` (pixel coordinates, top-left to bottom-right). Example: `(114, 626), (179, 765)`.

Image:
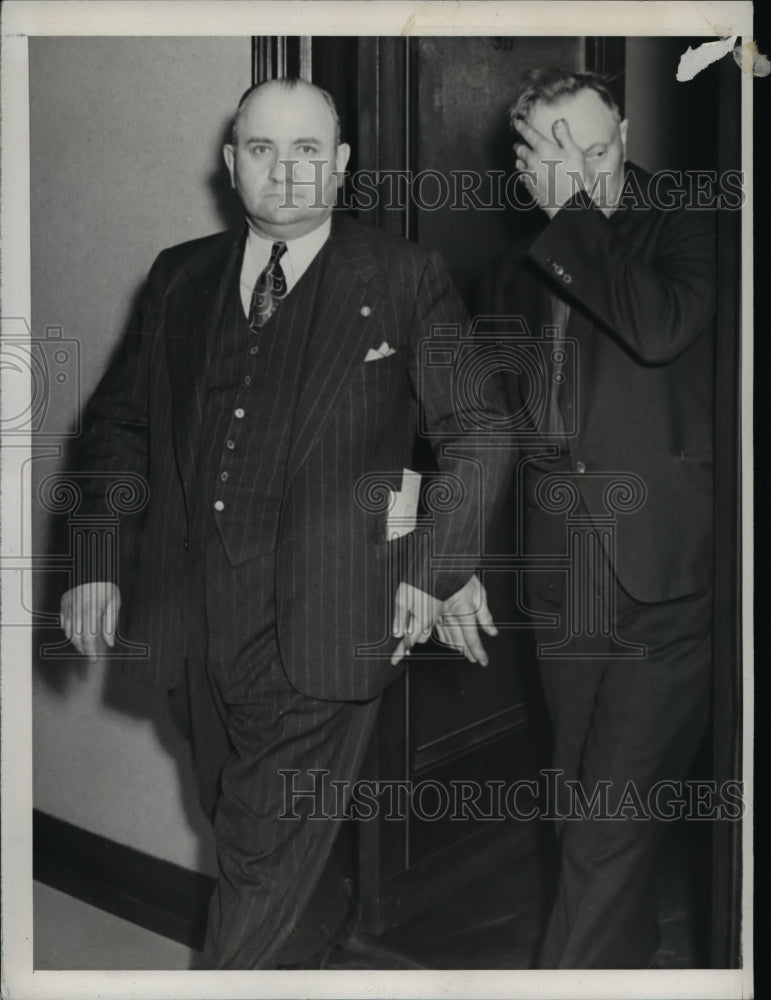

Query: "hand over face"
(514, 116), (587, 218)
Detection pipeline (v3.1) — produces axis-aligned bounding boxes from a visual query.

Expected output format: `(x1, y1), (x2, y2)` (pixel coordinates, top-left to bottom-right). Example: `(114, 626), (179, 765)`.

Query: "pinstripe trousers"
(180, 533), (381, 969)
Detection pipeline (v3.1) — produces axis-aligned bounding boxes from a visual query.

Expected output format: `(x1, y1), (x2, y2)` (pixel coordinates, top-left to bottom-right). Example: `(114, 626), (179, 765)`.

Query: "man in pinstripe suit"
(59, 78), (512, 968)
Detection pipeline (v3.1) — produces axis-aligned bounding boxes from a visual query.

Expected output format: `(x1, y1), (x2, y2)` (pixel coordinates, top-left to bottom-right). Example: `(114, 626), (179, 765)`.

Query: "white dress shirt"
(238, 218), (332, 317)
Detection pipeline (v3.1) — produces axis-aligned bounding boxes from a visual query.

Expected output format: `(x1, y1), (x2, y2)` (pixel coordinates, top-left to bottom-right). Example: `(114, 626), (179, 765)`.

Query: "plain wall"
(31, 36), (250, 870)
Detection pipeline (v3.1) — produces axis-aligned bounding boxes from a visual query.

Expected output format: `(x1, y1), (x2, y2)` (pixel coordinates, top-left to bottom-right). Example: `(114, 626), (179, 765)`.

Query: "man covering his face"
(479, 67), (716, 968)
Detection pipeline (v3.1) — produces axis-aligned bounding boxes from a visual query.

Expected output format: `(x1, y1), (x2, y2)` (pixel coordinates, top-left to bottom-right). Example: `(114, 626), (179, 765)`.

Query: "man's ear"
(335, 142), (351, 185)
(619, 119), (629, 156)
(223, 144), (236, 188)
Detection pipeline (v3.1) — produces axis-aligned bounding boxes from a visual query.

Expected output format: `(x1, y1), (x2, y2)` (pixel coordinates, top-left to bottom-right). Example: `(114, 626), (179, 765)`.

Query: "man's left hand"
(435, 574), (497, 667)
(514, 116), (586, 218)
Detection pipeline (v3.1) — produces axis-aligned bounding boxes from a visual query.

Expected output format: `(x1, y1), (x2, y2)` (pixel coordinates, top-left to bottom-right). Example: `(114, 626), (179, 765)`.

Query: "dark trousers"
(529, 571), (712, 968)
(170, 535), (381, 969)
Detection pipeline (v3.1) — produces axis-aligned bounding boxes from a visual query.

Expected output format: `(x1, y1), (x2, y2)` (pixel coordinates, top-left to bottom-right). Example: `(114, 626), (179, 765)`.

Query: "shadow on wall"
(32, 343), (217, 871)
(208, 117), (244, 233)
(35, 646), (217, 875)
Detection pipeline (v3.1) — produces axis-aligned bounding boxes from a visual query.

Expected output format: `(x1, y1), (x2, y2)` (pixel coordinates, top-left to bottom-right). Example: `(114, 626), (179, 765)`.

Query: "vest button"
(244, 375), (252, 386)
(220, 471), (229, 482)
(234, 408), (245, 419)
(226, 439), (235, 450)
(250, 345), (259, 355)
(214, 500), (225, 512)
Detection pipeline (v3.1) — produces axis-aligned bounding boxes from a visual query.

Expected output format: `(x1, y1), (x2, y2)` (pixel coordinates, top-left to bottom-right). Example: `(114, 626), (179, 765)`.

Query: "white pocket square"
(364, 341), (396, 362)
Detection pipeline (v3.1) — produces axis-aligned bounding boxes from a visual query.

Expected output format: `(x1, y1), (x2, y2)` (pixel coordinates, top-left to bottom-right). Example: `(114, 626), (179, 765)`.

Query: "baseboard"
(33, 810), (213, 950)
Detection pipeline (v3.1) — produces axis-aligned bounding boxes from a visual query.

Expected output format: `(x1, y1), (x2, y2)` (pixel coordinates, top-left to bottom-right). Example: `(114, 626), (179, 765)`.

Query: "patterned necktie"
(248, 241), (288, 332)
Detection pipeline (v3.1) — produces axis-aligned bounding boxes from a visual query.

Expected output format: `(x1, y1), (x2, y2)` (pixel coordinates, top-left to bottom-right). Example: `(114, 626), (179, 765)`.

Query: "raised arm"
(528, 191), (716, 364)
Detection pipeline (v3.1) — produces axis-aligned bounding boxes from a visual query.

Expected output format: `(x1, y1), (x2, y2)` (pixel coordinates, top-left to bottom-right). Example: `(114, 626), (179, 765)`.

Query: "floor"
(34, 821), (709, 971)
(33, 881), (197, 971)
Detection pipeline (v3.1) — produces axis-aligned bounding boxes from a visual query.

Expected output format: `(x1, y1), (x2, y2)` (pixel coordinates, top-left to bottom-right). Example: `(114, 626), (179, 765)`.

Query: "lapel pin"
(360, 305), (372, 317)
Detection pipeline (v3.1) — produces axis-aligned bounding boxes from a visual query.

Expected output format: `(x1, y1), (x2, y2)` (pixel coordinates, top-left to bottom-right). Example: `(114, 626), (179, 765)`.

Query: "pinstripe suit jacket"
(83, 215), (512, 700)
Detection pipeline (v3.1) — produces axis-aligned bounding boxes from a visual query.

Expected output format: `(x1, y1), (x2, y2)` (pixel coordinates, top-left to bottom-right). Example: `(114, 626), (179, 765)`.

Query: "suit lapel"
(164, 228), (245, 502)
(287, 216), (386, 478)
(163, 218), (387, 492)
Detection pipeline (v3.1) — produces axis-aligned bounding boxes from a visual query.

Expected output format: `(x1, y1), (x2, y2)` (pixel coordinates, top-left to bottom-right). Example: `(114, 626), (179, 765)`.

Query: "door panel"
(411, 35), (583, 300)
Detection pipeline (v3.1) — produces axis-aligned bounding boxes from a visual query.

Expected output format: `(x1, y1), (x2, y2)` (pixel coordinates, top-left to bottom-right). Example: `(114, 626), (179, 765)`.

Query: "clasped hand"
(391, 574), (496, 667)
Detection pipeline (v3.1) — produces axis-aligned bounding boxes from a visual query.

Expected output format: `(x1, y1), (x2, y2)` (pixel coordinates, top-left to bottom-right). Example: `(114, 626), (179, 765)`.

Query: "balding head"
(232, 77), (341, 147)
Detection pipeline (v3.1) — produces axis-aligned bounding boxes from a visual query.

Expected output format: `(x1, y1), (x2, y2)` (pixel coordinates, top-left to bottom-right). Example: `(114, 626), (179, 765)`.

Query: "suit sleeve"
(528, 191), (716, 364)
(77, 255), (165, 582)
(473, 258), (524, 420)
(406, 252), (515, 600)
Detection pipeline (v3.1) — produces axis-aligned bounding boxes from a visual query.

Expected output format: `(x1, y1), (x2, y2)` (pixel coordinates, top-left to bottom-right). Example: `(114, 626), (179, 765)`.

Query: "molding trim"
(33, 810), (213, 950)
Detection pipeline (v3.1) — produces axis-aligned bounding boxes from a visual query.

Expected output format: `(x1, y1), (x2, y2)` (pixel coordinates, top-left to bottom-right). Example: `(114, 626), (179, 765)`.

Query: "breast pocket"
(362, 351), (402, 374)
(356, 352), (405, 403)
(338, 352), (414, 466)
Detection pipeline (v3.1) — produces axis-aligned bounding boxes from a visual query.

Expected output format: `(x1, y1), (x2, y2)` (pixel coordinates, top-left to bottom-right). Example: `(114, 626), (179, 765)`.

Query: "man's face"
(528, 88), (628, 216)
(223, 83), (350, 239)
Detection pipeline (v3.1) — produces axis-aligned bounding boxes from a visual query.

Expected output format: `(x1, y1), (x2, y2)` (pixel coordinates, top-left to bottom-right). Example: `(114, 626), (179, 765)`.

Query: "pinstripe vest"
(192, 245), (326, 565)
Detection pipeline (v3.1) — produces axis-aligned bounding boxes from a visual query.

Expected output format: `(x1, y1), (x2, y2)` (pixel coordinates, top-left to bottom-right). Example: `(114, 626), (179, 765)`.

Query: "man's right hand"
(514, 116), (587, 218)
(434, 574), (497, 666)
(60, 582), (121, 660)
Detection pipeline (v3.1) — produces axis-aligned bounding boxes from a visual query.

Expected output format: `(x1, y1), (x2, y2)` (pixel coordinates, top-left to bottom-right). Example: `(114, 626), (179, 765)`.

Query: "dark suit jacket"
(477, 165), (716, 604)
(82, 214), (512, 699)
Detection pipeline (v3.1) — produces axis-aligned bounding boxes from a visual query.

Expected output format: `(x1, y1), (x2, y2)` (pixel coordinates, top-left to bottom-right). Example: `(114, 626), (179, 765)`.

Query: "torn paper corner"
(676, 36), (737, 82)
(732, 41), (771, 78)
